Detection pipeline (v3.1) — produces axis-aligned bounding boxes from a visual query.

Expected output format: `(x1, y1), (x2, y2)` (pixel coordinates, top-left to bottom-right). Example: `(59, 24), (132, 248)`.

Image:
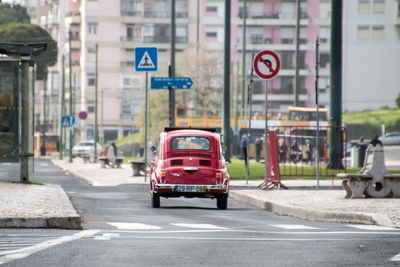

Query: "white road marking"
(39, 163), (49, 167)
(271, 224), (318, 230)
(108, 222), (162, 230)
(0, 230), (100, 265)
(94, 233), (120, 241)
(171, 223), (227, 230)
(391, 251), (400, 262)
(347, 225), (398, 231)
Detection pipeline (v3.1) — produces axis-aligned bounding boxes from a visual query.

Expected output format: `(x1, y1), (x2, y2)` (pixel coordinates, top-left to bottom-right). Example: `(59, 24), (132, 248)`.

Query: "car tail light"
(216, 172), (222, 184)
(160, 171), (166, 183)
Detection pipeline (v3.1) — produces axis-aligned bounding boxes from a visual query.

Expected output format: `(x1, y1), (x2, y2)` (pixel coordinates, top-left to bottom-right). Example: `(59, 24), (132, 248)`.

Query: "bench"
(99, 157), (124, 168)
(337, 144), (400, 198)
(129, 160), (146, 176)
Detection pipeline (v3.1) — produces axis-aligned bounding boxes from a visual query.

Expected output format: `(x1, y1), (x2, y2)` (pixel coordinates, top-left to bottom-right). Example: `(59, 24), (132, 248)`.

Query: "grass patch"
(343, 109), (400, 128)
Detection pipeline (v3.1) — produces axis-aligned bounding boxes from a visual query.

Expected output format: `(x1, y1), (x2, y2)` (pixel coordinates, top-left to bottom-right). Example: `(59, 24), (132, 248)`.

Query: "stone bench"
(337, 144), (400, 198)
(129, 160), (146, 176)
(99, 157), (124, 168)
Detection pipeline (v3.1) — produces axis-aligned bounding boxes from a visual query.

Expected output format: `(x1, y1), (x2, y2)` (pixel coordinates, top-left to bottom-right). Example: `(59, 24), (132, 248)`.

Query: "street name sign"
(253, 50), (280, 80)
(135, 47), (157, 72)
(151, 77), (193, 89)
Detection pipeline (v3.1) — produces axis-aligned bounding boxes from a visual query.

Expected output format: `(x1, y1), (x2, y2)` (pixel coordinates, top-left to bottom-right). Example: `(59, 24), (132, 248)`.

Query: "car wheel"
(151, 192), (160, 208)
(216, 194), (228, 210)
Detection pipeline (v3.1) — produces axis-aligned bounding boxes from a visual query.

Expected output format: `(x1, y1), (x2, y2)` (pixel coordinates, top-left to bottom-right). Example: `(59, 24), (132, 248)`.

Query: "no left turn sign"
(253, 50), (280, 80)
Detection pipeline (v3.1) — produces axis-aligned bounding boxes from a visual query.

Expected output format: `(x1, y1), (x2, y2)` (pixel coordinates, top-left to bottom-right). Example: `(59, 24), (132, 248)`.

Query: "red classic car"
(149, 128), (230, 209)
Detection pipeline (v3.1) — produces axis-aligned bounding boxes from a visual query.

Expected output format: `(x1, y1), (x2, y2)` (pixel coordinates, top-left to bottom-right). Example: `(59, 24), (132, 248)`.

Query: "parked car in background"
(149, 127), (230, 209)
(379, 132), (400, 146)
(72, 140), (101, 158)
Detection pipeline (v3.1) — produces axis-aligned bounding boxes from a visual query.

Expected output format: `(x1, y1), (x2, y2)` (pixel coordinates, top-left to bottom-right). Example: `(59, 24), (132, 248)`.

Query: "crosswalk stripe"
(170, 223), (227, 230)
(347, 225), (398, 231)
(271, 224), (318, 230)
(108, 222), (162, 230)
(391, 251), (400, 262)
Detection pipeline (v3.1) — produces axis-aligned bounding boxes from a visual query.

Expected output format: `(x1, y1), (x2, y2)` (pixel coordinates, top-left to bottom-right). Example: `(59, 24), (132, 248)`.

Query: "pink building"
(30, 0), (331, 143)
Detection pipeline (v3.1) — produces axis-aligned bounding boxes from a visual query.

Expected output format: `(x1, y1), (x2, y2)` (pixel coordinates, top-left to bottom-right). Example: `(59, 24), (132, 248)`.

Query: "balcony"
(66, 12), (81, 24)
(144, 10), (169, 18)
(121, 10), (142, 16)
(120, 61), (135, 73)
(242, 11), (310, 26)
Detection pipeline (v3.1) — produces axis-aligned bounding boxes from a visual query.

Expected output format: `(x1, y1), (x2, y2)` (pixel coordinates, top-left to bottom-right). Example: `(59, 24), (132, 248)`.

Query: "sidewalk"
(1, 157), (400, 228)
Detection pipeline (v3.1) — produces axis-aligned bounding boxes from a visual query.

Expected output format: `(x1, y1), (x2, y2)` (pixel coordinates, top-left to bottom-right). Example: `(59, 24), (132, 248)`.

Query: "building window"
(206, 6), (217, 12)
(372, 0), (385, 13)
(253, 81), (263, 95)
(177, 24), (187, 43)
(88, 22), (98, 35)
(121, 100), (134, 118)
(357, 25), (369, 40)
(88, 73), (95, 86)
(88, 0), (98, 10)
(88, 105), (94, 113)
(121, 74), (141, 92)
(320, 53), (330, 68)
(206, 27), (218, 38)
(358, 0), (370, 14)
(281, 77), (294, 94)
(372, 25), (384, 39)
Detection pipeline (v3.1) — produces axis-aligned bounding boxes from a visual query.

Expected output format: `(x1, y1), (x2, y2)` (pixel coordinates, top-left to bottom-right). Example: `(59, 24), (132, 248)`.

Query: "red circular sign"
(253, 50), (280, 80)
(79, 111), (88, 120)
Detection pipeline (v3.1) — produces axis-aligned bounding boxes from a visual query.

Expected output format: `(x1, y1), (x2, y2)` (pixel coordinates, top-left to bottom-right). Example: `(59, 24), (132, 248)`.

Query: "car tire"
(151, 192), (160, 208)
(216, 194), (228, 210)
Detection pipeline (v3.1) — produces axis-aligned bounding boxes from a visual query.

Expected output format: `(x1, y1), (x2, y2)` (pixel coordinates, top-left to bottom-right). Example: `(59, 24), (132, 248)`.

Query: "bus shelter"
(0, 43), (46, 182)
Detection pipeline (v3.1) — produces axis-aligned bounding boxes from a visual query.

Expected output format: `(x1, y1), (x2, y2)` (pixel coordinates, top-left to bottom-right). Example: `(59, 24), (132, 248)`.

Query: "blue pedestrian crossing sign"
(61, 115), (75, 128)
(135, 47), (157, 72)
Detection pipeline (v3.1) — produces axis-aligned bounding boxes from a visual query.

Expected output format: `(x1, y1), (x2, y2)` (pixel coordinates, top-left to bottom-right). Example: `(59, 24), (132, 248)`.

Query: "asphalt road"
(1, 158), (400, 266)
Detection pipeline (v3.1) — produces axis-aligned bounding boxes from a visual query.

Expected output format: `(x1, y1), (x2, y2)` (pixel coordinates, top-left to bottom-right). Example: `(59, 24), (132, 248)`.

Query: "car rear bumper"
(154, 183), (228, 196)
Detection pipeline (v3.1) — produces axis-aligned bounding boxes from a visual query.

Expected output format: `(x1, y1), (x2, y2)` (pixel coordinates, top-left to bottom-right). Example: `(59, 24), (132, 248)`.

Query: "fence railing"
(247, 126), (347, 178)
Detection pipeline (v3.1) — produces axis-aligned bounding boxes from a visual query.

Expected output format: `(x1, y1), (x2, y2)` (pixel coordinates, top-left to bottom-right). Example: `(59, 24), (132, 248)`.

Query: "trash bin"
(356, 143), (368, 167)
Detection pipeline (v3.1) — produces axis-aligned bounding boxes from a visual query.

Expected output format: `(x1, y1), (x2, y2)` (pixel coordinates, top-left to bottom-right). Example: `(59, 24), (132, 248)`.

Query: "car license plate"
(174, 185), (205, 192)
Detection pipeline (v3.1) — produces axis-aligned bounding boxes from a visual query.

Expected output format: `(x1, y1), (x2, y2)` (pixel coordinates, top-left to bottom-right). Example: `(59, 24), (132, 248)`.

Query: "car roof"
(164, 129), (218, 138)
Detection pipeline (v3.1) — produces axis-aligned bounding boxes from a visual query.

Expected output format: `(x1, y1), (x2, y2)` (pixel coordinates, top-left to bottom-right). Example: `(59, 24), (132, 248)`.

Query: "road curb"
(229, 191), (397, 227)
(51, 159), (96, 186)
(0, 216), (81, 229)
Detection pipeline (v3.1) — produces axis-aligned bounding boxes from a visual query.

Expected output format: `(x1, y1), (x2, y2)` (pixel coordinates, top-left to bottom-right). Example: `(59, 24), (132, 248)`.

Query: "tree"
(135, 48), (224, 144)
(175, 49), (223, 111)
(396, 92), (400, 109)
(0, 3), (30, 24)
(0, 22), (57, 80)
(136, 90), (169, 144)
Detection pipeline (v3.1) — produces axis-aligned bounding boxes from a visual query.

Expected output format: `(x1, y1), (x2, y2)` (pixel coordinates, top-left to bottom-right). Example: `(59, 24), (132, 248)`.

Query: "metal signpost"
(135, 47), (157, 183)
(253, 50), (280, 190)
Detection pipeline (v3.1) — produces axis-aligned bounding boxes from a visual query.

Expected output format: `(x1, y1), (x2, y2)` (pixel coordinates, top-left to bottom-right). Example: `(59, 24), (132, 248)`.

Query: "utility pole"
(241, 0), (247, 114)
(60, 55), (66, 159)
(223, 0), (231, 161)
(294, 0), (301, 106)
(42, 73), (47, 156)
(94, 43), (98, 160)
(169, 0), (176, 127)
(68, 30), (73, 162)
(328, 0), (343, 169)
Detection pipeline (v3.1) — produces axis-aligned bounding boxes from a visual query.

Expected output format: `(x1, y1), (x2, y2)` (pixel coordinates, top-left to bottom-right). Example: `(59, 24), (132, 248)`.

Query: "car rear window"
(171, 136), (211, 151)
(78, 142), (94, 146)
